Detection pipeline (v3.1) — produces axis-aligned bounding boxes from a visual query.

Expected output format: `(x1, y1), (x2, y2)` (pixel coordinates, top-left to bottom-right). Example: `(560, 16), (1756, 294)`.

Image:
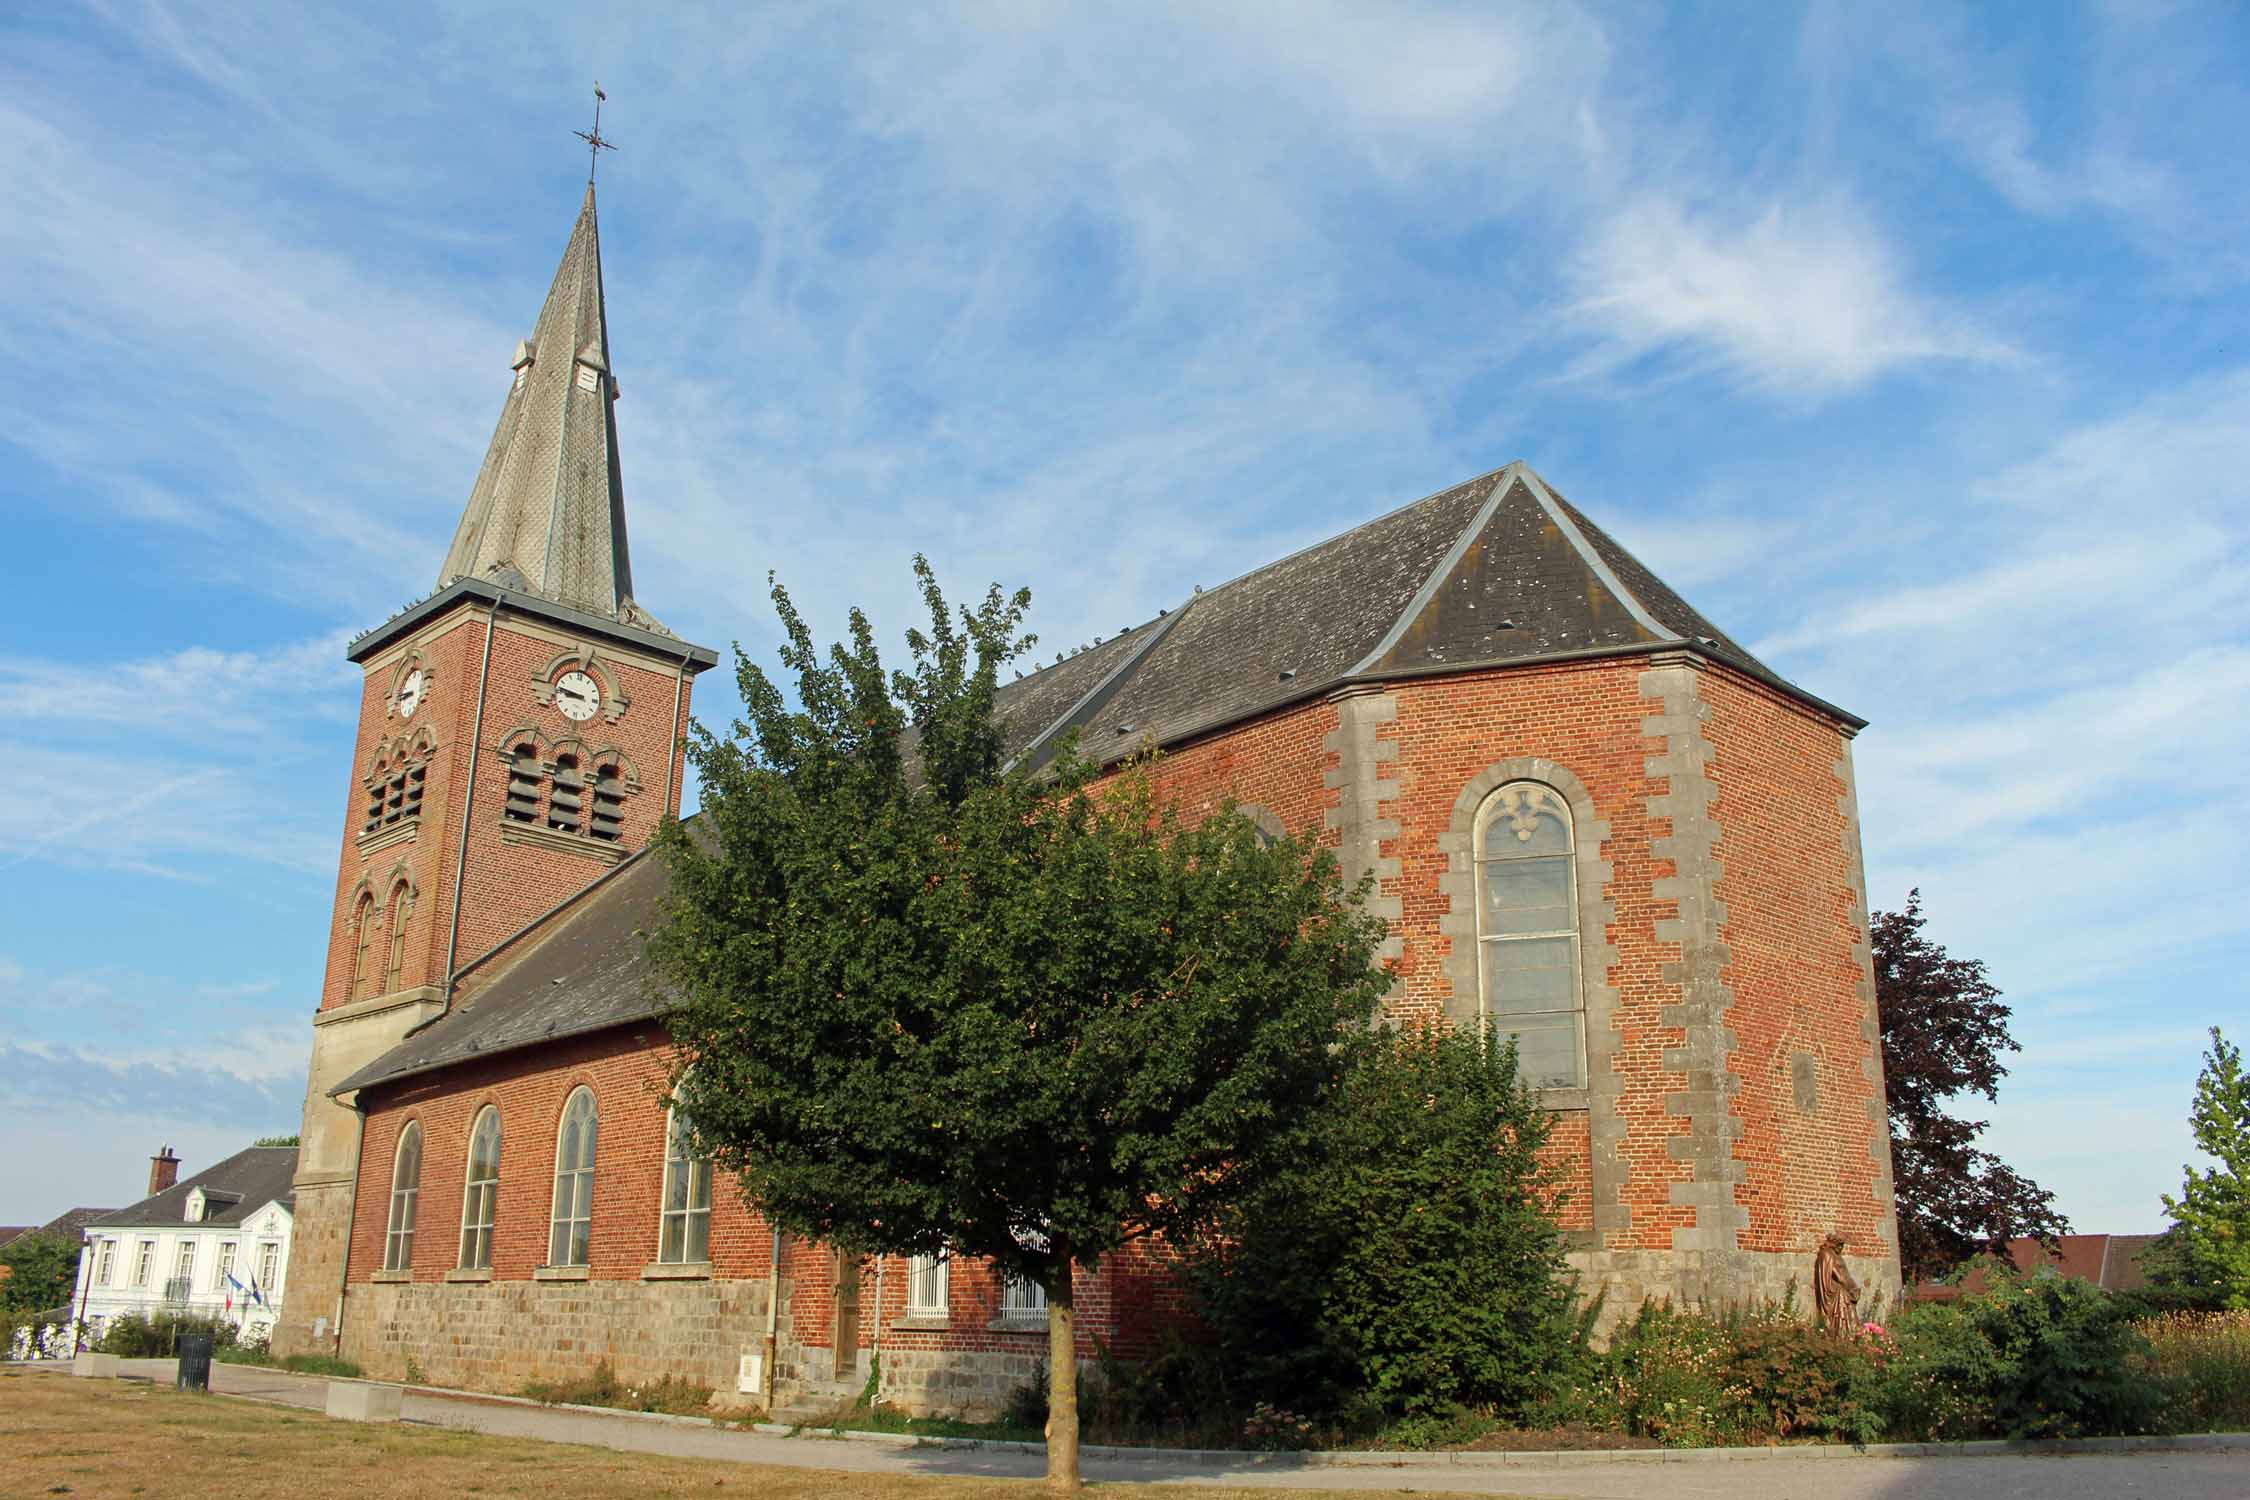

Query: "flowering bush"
(8, 1318), (86, 1361)
(1242, 1402), (1315, 1450)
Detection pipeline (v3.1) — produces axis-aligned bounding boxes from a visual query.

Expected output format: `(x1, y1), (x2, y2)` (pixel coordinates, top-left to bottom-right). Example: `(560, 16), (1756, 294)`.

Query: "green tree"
(0, 1232), (81, 1317)
(1186, 1022), (1576, 1430)
(2159, 1027), (2250, 1308)
(649, 561), (1392, 1490)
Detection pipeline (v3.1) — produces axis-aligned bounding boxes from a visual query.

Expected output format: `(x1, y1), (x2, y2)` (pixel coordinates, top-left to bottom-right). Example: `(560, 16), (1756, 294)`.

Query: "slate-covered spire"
(438, 182), (655, 628)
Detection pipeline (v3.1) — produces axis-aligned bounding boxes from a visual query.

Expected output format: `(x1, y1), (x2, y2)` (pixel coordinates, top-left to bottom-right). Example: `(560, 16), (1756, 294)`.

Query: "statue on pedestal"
(1814, 1232), (1860, 1336)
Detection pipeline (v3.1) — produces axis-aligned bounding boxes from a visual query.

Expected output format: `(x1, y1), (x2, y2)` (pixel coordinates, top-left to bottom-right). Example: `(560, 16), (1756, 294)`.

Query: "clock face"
(397, 668), (426, 719)
(554, 669), (601, 722)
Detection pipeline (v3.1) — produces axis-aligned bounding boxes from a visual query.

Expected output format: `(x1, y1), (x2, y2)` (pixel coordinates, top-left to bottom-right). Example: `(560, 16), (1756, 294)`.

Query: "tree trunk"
(1045, 1244), (1080, 1492)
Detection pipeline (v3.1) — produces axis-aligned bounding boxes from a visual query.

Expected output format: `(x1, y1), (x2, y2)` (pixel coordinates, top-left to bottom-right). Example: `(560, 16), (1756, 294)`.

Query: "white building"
(73, 1145), (297, 1343)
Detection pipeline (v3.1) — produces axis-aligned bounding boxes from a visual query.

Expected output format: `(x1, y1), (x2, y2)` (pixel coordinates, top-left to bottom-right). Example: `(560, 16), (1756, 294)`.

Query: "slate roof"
(8, 1208), (116, 1246)
(340, 459), (1854, 1096)
(435, 182), (670, 634)
(336, 846), (673, 1096)
(90, 1147), (297, 1230)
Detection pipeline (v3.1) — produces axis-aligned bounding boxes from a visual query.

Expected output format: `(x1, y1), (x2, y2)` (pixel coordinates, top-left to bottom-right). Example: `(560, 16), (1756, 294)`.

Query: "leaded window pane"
(1500, 1018), (1585, 1090)
(1482, 934), (1578, 1013)
(1482, 785), (1571, 855)
(1479, 856), (1573, 935)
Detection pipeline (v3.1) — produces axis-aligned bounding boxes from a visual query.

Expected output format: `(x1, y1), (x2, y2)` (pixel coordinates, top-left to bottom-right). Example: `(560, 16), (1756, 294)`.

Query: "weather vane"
(574, 82), (617, 184)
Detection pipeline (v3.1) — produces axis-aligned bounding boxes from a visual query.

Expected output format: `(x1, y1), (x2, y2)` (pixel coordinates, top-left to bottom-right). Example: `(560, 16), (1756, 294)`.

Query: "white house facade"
(74, 1145), (297, 1342)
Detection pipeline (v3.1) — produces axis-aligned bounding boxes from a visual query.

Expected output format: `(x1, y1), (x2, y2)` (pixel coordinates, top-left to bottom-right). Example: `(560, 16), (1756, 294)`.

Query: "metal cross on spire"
(573, 82), (617, 184)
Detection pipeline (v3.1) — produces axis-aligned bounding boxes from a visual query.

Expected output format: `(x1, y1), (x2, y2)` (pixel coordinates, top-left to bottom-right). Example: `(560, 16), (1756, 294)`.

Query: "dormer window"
(184, 1188), (206, 1223)
(576, 364), (600, 393)
(511, 338), (536, 390)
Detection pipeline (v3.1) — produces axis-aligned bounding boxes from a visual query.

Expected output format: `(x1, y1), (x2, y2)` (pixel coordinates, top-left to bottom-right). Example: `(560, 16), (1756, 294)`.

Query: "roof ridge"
(1513, 465), (1676, 642)
(1006, 595), (1199, 774)
(1346, 464), (1519, 676)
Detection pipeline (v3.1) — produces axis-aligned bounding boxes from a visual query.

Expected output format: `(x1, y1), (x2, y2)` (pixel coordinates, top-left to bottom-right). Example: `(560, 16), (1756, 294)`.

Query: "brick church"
(273, 180), (1901, 1412)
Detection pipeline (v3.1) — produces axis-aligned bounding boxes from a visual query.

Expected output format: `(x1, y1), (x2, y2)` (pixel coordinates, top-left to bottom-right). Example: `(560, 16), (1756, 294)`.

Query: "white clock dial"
(555, 669), (601, 722)
(397, 668), (426, 718)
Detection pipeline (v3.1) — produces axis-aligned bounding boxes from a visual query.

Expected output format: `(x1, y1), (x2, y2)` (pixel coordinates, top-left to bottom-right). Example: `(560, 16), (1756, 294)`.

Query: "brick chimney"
(148, 1145), (181, 1196)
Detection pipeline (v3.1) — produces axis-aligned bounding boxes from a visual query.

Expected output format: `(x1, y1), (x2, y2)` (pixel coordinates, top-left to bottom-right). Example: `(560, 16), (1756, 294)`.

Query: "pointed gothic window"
(548, 756), (584, 835)
(384, 1121), (422, 1273)
(548, 1087), (598, 1267)
(351, 893), (377, 1001)
(505, 744), (543, 822)
(657, 1107), (712, 1265)
(382, 880), (415, 995)
(1473, 781), (1586, 1089)
(459, 1106), (501, 1271)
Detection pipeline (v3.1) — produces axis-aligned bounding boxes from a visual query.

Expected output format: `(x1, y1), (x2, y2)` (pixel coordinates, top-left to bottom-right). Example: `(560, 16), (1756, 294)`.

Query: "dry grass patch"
(0, 1371), (1468, 1500)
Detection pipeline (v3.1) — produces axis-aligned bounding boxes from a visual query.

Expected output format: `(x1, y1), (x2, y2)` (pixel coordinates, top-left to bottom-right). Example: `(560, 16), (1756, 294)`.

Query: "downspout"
(445, 598), (501, 994)
(763, 1229), (782, 1400)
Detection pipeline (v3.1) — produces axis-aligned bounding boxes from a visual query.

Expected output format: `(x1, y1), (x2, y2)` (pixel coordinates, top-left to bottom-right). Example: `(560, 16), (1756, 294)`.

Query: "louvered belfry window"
(505, 745), (543, 822)
(548, 756), (584, 834)
(589, 764), (626, 842)
(1473, 781), (1586, 1090)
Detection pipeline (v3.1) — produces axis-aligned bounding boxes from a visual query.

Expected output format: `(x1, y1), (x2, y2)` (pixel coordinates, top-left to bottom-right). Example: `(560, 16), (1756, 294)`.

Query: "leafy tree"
(0, 1232), (81, 1317)
(1185, 1023), (1576, 1430)
(2159, 1028), (2250, 1308)
(649, 561), (1392, 1490)
(1873, 892), (2067, 1280)
(252, 1134), (300, 1148)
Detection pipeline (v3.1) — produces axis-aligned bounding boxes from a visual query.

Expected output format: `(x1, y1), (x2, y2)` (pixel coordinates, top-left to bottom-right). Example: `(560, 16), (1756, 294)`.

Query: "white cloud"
(1569, 193), (2012, 394)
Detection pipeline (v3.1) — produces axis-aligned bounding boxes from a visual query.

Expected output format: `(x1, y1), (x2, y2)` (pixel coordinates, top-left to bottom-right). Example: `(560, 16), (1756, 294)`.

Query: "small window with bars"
(906, 1253), (949, 1316)
(1001, 1273), (1047, 1320)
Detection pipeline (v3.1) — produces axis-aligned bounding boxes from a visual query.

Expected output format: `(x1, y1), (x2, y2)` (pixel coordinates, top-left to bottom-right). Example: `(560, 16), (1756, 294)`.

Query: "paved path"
(108, 1360), (2248, 1500)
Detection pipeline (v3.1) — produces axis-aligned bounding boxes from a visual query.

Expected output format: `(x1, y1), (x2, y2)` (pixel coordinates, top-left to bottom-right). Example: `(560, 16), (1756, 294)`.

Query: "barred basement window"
(459, 1106), (501, 1270)
(1473, 781), (1586, 1089)
(1001, 1273), (1047, 1319)
(384, 1121), (422, 1272)
(906, 1253), (949, 1316)
(505, 744), (543, 822)
(548, 755), (584, 835)
(657, 1109), (712, 1264)
(589, 764), (625, 842)
(548, 1087), (598, 1267)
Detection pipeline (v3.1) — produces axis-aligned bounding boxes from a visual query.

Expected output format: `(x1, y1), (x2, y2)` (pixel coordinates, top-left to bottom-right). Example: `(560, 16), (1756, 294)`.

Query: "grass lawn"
(0, 1371), (1451, 1500)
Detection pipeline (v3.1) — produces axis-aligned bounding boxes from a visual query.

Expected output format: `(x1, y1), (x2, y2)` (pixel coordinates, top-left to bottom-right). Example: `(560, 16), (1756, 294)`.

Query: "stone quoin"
(271, 175), (1901, 1414)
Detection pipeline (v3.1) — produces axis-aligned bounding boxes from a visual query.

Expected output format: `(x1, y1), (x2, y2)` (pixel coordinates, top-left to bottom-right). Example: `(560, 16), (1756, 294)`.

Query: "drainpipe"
(763, 1229), (782, 1399)
(444, 597), (501, 995)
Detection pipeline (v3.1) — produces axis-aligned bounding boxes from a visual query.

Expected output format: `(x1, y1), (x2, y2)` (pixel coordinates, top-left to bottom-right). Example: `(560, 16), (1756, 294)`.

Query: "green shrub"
(280, 1353), (362, 1378)
(1538, 1301), (1878, 1448)
(1185, 1023), (1577, 1431)
(2140, 1309), (2250, 1432)
(1873, 1269), (2165, 1439)
(98, 1313), (239, 1358)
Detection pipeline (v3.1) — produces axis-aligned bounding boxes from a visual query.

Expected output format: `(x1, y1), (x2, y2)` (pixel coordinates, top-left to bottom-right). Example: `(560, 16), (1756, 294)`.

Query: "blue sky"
(3, 1), (2244, 1233)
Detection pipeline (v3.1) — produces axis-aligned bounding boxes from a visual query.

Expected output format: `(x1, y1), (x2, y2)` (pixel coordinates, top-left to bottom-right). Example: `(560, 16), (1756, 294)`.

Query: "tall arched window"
(548, 1087), (598, 1267)
(1473, 781), (1585, 1089)
(657, 1107), (712, 1265)
(350, 893), (377, 1000)
(459, 1106), (501, 1270)
(381, 880), (415, 995)
(383, 1121), (422, 1272)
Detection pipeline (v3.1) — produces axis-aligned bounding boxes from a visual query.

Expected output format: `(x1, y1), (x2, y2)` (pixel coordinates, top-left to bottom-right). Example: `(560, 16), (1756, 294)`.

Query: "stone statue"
(1814, 1232), (1860, 1336)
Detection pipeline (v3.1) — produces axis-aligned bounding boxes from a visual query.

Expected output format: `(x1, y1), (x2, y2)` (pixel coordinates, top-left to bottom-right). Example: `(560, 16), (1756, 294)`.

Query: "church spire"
(437, 180), (650, 627)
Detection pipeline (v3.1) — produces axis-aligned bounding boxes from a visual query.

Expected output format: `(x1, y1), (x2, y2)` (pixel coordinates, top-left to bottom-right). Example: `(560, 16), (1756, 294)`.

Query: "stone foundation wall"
(339, 1275), (772, 1397)
(1568, 1246), (1900, 1337)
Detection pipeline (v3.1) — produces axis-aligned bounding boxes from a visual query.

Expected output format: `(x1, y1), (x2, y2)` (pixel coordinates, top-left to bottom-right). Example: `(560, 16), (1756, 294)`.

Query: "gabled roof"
(436, 183), (663, 632)
(341, 460), (1854, 1096)
(14, 1208), (115, 1246)
(90, 1147), (296, 1231)
(1003, 461), (1856, 769)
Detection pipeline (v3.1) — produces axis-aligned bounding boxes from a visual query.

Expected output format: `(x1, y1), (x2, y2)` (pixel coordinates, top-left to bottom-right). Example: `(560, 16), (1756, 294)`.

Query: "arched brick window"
(362, 736), (431, 836)
(383, 1121), (421, 1272)
(350, 892), (377, 1001)
(381, 880), (415, 995)
(657, 1106), (712, 1265)
(504, 744), (543, 823)
(590, 764), (626, 842)
(547, 756), (584, 835)
(459, 1106), (501, 1271)
(1473, 781), (1585, 1089)
(548, 1087), (598, 1267)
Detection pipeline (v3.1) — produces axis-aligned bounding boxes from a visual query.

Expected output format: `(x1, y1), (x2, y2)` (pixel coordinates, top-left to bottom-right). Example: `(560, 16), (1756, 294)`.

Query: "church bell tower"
(273, 172), (715, 1357)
